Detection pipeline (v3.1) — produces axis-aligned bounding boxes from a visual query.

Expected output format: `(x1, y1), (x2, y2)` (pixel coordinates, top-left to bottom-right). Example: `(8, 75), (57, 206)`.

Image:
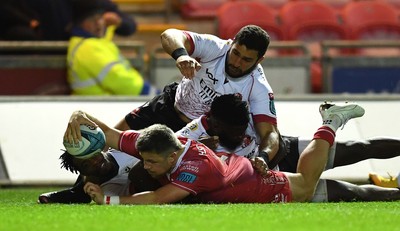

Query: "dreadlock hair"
(210, 94), (250, 126)
(233, 25), (270, 59)
(59, 150), (79, 174)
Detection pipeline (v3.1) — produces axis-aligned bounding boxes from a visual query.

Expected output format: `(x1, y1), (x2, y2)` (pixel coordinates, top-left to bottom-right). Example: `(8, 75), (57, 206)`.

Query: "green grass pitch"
(0, 187), (398, 231)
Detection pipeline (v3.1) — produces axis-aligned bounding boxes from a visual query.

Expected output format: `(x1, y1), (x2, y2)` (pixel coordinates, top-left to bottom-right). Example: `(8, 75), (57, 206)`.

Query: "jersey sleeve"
(249, 65), (278, 125)
(184, 31), (230, 63)
(118, 130), (141, 159)
(175, 116), (207, 140)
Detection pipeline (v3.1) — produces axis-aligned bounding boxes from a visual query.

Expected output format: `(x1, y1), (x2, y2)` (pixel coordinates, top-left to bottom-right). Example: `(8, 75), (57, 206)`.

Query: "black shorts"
(124, 82), (188, 132)
(277, 135), (300, 173)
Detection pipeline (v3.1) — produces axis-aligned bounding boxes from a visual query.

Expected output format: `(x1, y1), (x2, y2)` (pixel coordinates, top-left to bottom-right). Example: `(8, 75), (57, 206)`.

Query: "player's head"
(60, 150), (116, 178)
(226, 25), (270, 78)
(136, 124), (185, 178)
(71, 0), (106, 37)
(209, 94), (250, 151)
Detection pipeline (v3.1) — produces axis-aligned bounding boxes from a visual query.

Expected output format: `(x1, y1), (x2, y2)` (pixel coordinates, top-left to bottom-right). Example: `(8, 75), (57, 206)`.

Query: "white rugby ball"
(63, 124), (106, 159)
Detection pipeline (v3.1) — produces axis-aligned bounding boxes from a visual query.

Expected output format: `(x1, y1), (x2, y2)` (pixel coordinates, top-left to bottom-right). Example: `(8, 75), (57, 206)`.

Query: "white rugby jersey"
(100, 149), (139, 196)
(174, 31), (277, 125)
(176, 115), (259, 159)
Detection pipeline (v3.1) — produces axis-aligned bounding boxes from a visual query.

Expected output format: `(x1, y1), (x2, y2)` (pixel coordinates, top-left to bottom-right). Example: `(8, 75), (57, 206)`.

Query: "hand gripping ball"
(63, 124), (106, 159)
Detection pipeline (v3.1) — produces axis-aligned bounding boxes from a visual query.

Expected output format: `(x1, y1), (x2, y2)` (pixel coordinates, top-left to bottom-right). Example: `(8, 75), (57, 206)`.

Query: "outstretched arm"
(63, 110), (122, 150)
(84, 182), (191, 205)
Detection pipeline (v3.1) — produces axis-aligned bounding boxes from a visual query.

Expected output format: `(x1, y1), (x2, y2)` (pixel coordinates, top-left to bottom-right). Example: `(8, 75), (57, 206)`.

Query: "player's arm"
(64, 110), (122, 150)
(160, 29), (201, 79)
(255, 122), (280, 167)
(85, 182), (190, 205)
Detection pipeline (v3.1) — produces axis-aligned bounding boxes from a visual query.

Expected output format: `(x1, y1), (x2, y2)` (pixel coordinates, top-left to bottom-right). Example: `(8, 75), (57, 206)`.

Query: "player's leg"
(369, 172), (400, 188)
(325, 179), (400, 202)
(288, 102), (365, 202)
(277, 136), (300, 173)
(333, 137), (400, 167)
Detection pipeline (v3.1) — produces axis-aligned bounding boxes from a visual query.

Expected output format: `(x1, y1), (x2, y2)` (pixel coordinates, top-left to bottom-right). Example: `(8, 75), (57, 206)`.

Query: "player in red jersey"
(177, 94), (400, 202)
(64, 101), (364, 204)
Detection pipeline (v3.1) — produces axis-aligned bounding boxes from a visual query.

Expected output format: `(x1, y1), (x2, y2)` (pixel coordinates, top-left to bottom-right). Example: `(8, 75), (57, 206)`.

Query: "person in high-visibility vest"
(67, 0), (156, 95)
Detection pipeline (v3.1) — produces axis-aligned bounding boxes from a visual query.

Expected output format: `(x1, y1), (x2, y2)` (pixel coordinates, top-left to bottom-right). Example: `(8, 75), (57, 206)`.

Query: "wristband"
(171, 47), (188, 60)
(259, 151), (270, 164)
(104, 195), (120, 205)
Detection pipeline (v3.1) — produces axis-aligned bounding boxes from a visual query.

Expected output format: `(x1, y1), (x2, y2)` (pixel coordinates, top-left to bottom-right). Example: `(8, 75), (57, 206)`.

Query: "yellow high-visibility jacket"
(67, 27), (144, 95)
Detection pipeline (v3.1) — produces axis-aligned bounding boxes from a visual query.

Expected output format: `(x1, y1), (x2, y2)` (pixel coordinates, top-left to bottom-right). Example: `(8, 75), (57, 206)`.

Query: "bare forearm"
(258, 130), (280, 161)
(119, 191), (164, 205)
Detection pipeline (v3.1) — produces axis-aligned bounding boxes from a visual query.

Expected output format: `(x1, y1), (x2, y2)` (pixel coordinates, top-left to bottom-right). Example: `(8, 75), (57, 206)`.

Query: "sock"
(322, 113), (343, 132)
(313, 126), (336, 146)
(397, 173), (400, 187)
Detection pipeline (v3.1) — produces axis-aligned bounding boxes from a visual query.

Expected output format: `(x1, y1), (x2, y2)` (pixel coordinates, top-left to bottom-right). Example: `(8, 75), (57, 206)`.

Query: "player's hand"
(176, 55), (201, 79)
(84, 182), (105, 205)
(198, 136), (219, 150)
(102, 12), (122, 27)
(64, 110), (98, 144)
(250, 157), (271, 177)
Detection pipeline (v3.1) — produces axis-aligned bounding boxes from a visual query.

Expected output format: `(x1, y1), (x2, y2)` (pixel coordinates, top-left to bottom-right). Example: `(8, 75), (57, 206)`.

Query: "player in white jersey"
(38, 149), (139, 203)
(177, 95), (400, 202)
(115, 25), (285, 168)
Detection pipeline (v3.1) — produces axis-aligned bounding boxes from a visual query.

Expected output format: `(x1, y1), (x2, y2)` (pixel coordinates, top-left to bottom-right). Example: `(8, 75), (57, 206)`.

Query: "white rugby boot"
(319, 101), (365, 131)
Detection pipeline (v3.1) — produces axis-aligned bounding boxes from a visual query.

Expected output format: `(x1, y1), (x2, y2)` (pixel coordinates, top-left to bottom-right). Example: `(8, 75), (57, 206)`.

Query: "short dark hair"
(136, 124), (184, 157)
(210, 94), (249, 126)
(60, 150), (79, 174)
(233, 25), (270, 59)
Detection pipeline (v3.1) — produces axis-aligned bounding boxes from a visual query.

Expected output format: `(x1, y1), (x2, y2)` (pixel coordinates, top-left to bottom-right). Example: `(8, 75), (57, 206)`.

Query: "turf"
(0, 187), (398, 231)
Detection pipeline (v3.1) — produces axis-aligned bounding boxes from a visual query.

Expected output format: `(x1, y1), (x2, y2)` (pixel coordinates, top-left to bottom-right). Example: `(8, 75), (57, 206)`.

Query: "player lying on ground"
(38, 96), (400, 203)
(38, 148), (141, 204)
(176, 95), (400, 202)
(64, 102), (364, 204)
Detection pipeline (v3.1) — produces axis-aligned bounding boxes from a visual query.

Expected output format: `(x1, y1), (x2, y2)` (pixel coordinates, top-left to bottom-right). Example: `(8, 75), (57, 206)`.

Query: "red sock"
(313, 126), (336, 146)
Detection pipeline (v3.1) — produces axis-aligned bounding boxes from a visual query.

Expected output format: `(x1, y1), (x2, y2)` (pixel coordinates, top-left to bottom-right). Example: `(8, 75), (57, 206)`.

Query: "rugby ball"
(63, 124), (106, 159)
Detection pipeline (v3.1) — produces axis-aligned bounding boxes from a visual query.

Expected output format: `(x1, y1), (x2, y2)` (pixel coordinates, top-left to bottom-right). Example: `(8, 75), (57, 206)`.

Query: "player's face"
(215, 122), (247, 151)
(140, 152), (176, 179)
(72, 152), (114, 178)
(225, 43), (263, 78)
(80, 13), (105, 37)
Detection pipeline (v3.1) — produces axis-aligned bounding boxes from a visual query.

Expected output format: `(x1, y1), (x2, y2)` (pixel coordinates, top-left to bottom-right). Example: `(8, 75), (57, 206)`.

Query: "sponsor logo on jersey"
(181, 128), (190, 137)
(180, 163), (200, 173)
(268, 93), (276, 115)
(176, 172), (197, 183)
(199, 78), (219, 106)
(206, 68), (218, 84)
(188, 122), (198, 131)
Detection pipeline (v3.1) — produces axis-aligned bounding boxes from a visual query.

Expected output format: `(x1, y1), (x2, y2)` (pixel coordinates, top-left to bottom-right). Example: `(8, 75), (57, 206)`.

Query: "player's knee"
(295, 187), (315, 202)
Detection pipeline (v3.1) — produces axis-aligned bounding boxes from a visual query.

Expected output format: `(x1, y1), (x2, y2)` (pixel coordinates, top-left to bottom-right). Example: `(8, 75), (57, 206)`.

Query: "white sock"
(322, 114), (341, 132)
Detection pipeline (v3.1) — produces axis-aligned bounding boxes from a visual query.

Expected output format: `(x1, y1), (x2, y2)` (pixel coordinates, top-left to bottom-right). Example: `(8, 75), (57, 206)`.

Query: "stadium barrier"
(0, 95), (399, 186)
(321, 40), (400, 94)
(0, 41), (146, 95)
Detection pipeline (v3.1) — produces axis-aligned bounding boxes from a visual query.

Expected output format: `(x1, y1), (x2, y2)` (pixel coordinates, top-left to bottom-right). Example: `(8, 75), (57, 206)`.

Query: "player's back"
(194, 153), (292, 203)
